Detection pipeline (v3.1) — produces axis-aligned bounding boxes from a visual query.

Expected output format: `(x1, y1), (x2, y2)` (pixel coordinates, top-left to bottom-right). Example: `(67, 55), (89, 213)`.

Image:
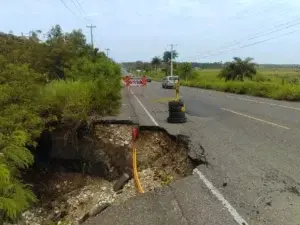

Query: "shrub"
(0, 26), (122, 222)
(181, 68), (300, 101)
(40, 80), (94, 121)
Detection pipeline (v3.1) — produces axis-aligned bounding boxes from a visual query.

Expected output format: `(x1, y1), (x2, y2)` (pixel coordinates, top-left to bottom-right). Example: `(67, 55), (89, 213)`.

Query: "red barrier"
(141, 75), (147, 86)
(125, 75), (131, 87)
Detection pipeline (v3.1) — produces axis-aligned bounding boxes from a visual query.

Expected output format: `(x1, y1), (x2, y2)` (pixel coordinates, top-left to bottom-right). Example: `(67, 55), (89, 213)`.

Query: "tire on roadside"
(169, 106), (181, 112)
(169, 105), (185, 112)
(167, 117), (187, 123)
(168, 100), (184, 108)
(168, 111), (185, 118)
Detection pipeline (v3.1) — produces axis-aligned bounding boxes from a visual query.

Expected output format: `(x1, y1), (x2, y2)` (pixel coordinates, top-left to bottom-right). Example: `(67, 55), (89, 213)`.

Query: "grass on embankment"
(180, 68), (300, 101)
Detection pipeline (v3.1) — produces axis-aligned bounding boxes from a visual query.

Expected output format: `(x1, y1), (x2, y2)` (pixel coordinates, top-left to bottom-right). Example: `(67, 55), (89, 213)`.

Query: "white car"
(162, 76), (179, 89)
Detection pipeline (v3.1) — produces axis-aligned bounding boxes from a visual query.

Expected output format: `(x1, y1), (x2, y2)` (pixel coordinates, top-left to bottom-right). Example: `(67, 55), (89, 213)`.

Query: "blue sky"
(1, 0), (300, 63)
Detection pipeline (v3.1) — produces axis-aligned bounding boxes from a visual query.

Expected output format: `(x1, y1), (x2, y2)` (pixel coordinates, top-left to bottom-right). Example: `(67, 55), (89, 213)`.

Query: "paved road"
(128, 82), (300, 225)
(84, 87), (242, 225)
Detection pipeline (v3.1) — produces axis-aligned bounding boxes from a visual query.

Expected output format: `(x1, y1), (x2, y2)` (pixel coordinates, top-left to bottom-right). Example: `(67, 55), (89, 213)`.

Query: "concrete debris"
(19, 124), (194, 225)
(21, 168), (165, 225)
(113, 173), (132, 192)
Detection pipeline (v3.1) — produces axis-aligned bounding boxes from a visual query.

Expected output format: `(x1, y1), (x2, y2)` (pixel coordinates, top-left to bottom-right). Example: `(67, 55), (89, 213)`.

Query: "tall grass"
(40, 80), (94, 120)
(180, 68), (300, 101)
(39, 78), (122, 122)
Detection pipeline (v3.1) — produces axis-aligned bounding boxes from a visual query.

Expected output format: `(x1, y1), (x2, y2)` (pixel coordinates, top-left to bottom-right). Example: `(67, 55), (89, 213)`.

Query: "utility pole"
(86, 24), (96, 49)
(105, 48), (110, 57)
(170, 44), (177, 77)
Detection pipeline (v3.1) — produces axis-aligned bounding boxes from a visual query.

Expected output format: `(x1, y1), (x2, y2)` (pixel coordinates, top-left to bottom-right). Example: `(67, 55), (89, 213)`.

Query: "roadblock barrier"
(123, 75), (147, 87)
(123, 75), (147, 96)
(167, 100), (187, 123)
(167, 80), (187, 123)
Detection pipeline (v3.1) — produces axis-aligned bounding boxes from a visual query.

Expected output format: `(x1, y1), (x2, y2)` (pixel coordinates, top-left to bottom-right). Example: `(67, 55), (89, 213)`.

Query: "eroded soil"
(20, 124), (194, 225)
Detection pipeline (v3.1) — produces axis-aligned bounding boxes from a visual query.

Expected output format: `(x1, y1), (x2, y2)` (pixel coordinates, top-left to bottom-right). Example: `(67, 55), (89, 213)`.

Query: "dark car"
(146, 77), (152, 82)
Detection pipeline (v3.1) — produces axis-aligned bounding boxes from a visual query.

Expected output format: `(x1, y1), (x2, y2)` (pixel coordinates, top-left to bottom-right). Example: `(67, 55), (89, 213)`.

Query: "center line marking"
(130, 90), (159, 126)
(221, 108), (290, 130)
(129, 89), (248, 224)
(226, 95), (300, 111)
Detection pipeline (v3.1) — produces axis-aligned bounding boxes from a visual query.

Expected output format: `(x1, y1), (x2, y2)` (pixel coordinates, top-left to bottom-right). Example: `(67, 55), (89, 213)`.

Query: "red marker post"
(141, 75), (147, 95)
(125, 76), (131, 88)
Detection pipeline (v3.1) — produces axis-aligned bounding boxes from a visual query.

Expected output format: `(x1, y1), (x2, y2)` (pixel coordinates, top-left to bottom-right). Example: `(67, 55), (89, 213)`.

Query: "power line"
(222, 14), (300, 50)
(196, 0), (294, 54)
(225, 0), (278, 22)
(199, 0), (281, 40)
(191, 16), (300, 59)
(59, 0), (84, 22)
(198, 29), (300, 60)
(75, 0), (86, 15)
(70, 0), (86, 16)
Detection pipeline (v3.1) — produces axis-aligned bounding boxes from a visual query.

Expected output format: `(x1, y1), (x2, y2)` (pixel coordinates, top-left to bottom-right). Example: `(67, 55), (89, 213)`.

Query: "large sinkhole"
(22, 123), (198, 225)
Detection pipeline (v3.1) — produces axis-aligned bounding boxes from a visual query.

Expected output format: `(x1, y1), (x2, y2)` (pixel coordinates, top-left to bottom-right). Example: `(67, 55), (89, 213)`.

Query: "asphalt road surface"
(128, 81), (300, 225)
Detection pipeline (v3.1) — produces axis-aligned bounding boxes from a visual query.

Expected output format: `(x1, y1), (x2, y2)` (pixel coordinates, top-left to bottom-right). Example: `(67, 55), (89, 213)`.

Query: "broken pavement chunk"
(113, 172), (131, 192)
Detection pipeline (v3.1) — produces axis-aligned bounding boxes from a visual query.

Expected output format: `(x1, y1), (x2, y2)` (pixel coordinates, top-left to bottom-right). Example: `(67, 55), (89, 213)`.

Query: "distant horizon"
(121, 61), (300, 66)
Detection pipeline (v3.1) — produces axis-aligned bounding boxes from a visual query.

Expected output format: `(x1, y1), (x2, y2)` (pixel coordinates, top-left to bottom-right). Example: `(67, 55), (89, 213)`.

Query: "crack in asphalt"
(197, 143), (209, 166)
(168, 185), (191, 225)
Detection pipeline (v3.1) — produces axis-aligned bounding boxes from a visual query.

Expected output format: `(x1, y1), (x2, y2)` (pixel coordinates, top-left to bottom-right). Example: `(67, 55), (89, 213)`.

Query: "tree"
(219, 57), (257, 81)
(162, 50), (178, 63)
(135, 60), (143, 70)
(0, 25), (122, 222)
(162, 50), (178, 75)
(142, 62), (151, 72)
(177, 62), (193, 81)
(29, 30), (42, 42)
(151, 56), (161, 74)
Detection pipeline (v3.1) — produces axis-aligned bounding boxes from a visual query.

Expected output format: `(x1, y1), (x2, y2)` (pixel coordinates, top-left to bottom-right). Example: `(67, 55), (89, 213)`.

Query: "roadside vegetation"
(123, 53), (300, 101)
(0, 25), (121, 222)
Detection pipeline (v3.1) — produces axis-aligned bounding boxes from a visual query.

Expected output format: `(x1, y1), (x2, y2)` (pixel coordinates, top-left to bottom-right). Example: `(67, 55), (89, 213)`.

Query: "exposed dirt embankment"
(19, 123), (197, 225)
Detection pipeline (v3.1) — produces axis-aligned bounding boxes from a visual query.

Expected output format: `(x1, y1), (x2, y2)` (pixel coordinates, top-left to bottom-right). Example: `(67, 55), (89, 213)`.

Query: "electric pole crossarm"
(105, 48), (110, 57)
(86, 24), (96, 48)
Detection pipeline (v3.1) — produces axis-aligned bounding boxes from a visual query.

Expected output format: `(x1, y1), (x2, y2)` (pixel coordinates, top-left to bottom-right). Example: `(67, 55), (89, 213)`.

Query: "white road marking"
(130, 90), (159, 126)
(193, 168), (249, 225)
(221, 108), (290, 130)
(226, 95), (300, 111)
(129, 89), (247, 224)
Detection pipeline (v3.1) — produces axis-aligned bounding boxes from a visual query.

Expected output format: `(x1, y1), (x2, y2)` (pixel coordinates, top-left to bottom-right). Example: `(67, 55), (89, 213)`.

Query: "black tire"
(169, 111), (186, 118)
(167, 117), (187, 124)
(169, 105), (183, 112)
(168, 100), (184, 107)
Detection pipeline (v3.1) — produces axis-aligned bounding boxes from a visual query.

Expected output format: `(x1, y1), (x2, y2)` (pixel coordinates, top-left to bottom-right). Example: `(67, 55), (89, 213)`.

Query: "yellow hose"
(132, 146), (144, 193)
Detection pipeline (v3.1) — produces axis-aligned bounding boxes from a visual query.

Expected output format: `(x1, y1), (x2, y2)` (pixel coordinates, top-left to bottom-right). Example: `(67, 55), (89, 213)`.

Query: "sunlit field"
(149, 67), (300, 101)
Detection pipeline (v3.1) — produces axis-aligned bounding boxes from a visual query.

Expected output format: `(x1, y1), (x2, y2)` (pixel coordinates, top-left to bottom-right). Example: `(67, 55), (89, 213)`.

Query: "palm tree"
(219, 57), (257, 81)
(151, 56), (161, 74)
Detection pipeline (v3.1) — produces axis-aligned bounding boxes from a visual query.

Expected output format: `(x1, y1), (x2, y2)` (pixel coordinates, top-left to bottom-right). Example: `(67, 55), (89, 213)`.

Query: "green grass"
(145, 70), (165, 81)
(180, 68), (300, 101)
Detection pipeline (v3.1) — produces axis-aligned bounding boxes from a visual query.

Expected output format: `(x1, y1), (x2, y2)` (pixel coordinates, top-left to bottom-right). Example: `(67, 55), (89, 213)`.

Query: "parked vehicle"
(162, 76), (179, 89)
(146, 77), (152, 82)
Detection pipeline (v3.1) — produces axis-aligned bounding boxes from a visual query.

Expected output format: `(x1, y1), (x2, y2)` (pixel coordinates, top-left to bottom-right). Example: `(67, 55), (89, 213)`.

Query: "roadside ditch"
(19, 122), (203, 225)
